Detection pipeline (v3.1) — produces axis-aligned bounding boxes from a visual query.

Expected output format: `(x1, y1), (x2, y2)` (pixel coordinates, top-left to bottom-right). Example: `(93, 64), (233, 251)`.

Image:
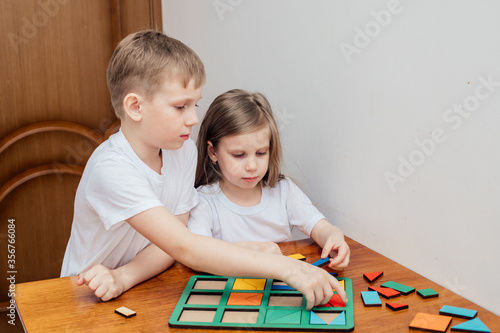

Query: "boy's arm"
(127, 206), (347, 310)
(233, 241), (283, 255)
(310, 219), (350, 270)
(78, 212), (191, 301)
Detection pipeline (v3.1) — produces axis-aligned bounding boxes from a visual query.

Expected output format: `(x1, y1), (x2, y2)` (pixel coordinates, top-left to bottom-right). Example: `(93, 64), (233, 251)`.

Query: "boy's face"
(139, 77), (203, 150)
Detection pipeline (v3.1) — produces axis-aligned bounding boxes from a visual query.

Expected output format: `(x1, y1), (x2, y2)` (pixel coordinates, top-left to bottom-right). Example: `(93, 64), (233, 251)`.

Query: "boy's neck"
(219, 180), (262, 207)
(121, 126), (163, 174)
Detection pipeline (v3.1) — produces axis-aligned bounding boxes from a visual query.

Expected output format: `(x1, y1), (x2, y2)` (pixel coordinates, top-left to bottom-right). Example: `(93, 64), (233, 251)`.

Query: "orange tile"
(409, 313), (452, 332)
(227, 292), (263, 306)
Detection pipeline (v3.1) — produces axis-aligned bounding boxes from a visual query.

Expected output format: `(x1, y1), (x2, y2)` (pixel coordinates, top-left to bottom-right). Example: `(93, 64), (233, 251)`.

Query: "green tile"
(381, 281), (415, 295)
(417, 288), (439, 298)
(265, 309), (302, 324)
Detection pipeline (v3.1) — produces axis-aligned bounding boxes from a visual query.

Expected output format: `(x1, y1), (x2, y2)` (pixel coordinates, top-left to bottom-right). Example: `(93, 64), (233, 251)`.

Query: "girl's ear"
(207, 140), (217, 163)
(123, 93), (143, 122)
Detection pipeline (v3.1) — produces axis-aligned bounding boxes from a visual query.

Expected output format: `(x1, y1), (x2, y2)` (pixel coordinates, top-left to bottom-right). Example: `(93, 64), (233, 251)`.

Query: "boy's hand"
(281, 259), (348, 310)
(321, 240), (350, 270)
(77, 265), (126, 301)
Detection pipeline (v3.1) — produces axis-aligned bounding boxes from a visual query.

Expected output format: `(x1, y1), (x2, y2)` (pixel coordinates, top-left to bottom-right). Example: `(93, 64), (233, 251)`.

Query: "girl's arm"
(78, 212), (191, 300)
(310, 219), (350, 270)
(126, 206), (347, 310)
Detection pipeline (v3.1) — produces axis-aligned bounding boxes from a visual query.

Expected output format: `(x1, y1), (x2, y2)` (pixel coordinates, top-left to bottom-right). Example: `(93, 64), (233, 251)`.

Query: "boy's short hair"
(107, 30), (206, 119)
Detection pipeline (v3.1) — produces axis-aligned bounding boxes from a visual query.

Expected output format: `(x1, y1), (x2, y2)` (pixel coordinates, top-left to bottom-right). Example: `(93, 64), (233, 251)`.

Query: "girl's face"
(209, 125), (271, 193)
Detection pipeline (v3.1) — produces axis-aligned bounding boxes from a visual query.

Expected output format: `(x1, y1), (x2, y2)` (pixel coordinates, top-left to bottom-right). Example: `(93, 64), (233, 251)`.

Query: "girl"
(188, 89), (350, 270)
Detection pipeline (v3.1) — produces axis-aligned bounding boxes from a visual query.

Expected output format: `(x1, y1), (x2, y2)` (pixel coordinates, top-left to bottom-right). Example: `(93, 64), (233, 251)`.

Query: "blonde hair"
(107, 30), (206, 118)
(196, 89), (284, 188)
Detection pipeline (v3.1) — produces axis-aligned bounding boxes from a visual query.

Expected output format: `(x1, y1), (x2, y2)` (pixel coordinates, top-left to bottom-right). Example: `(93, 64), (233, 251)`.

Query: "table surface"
(15, 237), (499, 332)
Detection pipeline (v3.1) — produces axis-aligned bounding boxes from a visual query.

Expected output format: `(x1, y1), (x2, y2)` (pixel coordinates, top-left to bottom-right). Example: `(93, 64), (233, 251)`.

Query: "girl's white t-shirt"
(187, 178), (325, 243)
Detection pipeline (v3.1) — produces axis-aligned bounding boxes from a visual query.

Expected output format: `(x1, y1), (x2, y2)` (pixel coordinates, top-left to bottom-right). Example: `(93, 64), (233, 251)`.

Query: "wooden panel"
(0, 0), (162, 306)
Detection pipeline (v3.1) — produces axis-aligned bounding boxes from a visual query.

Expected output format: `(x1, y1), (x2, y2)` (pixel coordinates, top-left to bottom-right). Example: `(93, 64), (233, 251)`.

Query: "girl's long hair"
(195, 89), (284, 188)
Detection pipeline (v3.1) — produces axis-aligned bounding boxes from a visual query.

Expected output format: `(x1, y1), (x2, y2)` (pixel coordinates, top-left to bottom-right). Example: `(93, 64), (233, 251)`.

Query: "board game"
(168, 275), (354, 331)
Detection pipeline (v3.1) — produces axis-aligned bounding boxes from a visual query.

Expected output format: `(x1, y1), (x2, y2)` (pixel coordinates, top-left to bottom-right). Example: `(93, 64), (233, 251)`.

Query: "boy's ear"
(207, 140), (217, 162)
(123, 93), (143, 122)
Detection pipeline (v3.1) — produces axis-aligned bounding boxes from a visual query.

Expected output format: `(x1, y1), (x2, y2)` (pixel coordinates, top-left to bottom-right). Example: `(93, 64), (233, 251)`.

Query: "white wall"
(163, 0), (500, 315)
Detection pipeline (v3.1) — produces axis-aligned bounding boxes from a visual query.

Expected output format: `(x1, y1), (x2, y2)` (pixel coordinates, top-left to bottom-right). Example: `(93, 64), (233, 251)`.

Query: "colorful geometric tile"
(333, 279), (345, 292)
(361, 291), (382, 307)
(227, 292), (263, 306)
(310, 311), (345, 325)
(409, 312), (452, 332)
(265, 309), (302, 324)
(271, 281), (295, 291)
(386, 302), (408, 311)
(363, 271), (383, 283)
(317, 293), (347, 308)
(330, 311), (346, 326)
(450, 317), (491, 332)
(440, 305), (477, 319)
(417, 288), (439, 299)
(232, 278), (266, 290)
(312, 257), (330, 267)
(287, 253), (306, 260)
(310, 311), (327, 325)
(381, 281), (415, 295)
(368, 286), (401, 298)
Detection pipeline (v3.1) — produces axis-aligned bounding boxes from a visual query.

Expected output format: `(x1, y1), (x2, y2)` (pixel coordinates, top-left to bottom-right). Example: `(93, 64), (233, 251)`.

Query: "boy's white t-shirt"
(187, 178), (325, 243)
(61, 129), (198, 277)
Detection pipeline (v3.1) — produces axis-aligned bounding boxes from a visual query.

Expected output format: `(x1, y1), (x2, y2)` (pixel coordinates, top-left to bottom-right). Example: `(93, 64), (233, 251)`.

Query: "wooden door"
(0, 0), (162, 307)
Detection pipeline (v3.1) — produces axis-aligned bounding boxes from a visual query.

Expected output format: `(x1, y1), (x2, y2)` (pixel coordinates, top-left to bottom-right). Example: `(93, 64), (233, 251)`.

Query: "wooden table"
(15, 237), (499, 332)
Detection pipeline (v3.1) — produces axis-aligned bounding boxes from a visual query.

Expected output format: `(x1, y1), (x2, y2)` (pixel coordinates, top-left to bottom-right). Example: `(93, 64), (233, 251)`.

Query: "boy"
(61, 30), (347, 310)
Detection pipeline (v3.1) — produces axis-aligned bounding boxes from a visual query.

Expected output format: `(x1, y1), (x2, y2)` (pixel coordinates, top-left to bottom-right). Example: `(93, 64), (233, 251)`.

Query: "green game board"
(168, 275), (354, 331)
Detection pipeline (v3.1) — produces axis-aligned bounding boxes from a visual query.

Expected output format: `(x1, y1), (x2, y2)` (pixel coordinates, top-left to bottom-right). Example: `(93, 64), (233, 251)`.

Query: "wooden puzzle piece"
(450, 317), (491, 332)
(361, 291), (382, 307)
(288, 253), (306, 260)
(169, 275), (355, 331)
(265, 309), (302, 324)
(232, 278), (266, 290)
(368, 286), (401, 298)
(114, 306), (136, 318)
(363, 271), (383, 283)
(227, 292), (263, 306)
(312, 257), (330, 267)
(417, 288), (439, 299)
(439, 305), (477, 319)
(381, 281), (415, 295)
(409, 312), (452, 332)
(386, 302), (408, 311)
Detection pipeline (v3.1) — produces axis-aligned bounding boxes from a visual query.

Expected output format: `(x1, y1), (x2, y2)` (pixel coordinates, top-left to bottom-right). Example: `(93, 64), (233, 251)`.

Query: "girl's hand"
(311, 219), (351, 270)
(77, 265), (126, 301)
(321, 240), (350, 270)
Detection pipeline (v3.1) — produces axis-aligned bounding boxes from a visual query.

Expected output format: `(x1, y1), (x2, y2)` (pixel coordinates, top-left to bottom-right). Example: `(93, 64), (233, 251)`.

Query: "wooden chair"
(0, 120), (120, 306)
